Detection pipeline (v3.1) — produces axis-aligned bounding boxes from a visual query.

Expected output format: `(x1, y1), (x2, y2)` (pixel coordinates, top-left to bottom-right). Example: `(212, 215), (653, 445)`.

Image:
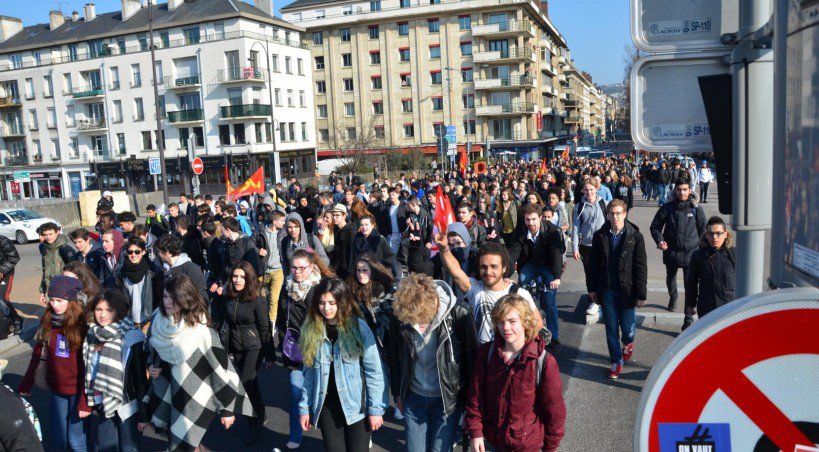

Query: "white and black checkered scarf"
(83, 317), (135, 418)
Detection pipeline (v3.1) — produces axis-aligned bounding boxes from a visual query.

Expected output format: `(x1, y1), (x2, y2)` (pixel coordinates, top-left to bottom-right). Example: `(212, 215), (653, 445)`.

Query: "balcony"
(474, 75), (534, 91)
(565, 114), (582, 124)
(1, 124), (25, 138)
(562, 93), (579, 106)
(542, 84), (557, 96)
(168, 109), (205, 125)
(488, 131), (526, 141)
(540, 39), (556, 55)
(558, 55), (567, 66)
(541, 61), (556, 76)
(540, 129), (570, 139)
(165, 74), (202, 91)
(71, 86), (104, 100)
(541, 106), (555, 115)
(476, 102), (536, 116)
(76, 118), (108, 132)
(8, 153), (29, 166)
(557, 74), (568, 84)
(218, 67), (266, 84)
(220, 104), (271, 120)
(0, 95), (21, 108)
(473, 48), (535, 65)
(472, 20), (535, 38)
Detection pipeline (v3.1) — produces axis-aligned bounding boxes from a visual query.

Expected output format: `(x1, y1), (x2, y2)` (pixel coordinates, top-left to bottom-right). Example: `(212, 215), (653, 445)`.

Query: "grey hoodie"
(281, 212), (329, 274)
(572, 196), (608, 251)
(409, 280), (456, 398)
(262, 225), (283, 272)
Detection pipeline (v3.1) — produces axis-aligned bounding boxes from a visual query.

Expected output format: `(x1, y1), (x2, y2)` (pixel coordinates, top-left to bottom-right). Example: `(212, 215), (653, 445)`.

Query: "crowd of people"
(0, 152), (738, 452)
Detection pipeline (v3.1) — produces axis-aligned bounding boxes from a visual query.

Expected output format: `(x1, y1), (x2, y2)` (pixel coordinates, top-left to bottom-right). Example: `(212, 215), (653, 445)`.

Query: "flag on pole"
(561, 146), (570, 160)
(459, 146), (469, 178)
(230, 167), (265, 200)
(433, 185), (455, 234)
(539, 156), (547, 177)
(225, 164), (234, 200)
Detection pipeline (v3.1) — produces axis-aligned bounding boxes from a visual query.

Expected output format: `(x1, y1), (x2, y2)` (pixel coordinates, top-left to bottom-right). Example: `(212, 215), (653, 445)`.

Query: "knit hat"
(47, 275), (83, 301)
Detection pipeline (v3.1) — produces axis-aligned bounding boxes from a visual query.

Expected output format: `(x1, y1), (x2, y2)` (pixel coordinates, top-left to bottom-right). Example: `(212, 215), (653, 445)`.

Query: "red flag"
(433, 185), (455, 235)
(225, 164), (234, 200)
(231, 167), (265, 199)
(539, 157), (547, 177)
(561, 146), (570, 160)
(459, 146), (468, 178)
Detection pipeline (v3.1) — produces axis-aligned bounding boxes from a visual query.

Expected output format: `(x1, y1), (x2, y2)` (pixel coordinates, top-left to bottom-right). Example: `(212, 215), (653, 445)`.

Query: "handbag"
(282, 300), (303, 364)
(33, 343), (49, 391)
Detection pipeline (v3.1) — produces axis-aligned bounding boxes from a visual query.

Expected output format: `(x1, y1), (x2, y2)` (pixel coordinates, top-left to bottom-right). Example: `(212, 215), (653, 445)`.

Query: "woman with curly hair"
(298, 278), (388, 451)
(386, 274), (477, 452)
(347, 254), (394, 354)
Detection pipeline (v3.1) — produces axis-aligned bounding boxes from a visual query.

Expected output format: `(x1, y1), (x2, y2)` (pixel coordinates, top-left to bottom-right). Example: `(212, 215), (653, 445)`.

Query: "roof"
(281, 0), (347, 12)
(0, 0), (300, 54)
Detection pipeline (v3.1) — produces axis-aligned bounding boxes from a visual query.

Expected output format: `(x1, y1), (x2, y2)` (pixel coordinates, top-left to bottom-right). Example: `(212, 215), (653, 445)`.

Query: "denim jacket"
(299, 318), (389, 426)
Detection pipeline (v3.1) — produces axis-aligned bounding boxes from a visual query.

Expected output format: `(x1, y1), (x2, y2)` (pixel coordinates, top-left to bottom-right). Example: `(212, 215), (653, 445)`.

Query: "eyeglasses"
(705, 231), (726, 237)
(292, 265), (312, 272)
(126, 249), (143, 255)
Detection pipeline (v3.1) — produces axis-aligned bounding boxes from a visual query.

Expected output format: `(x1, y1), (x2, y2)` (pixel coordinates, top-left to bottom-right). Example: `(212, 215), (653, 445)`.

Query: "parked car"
(666, 153), (696, 169)
(0, 209), (61, 244)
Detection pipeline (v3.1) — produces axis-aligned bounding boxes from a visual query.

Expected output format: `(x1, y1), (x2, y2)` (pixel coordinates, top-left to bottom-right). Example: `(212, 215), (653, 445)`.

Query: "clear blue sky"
(6, 0), (629, 84)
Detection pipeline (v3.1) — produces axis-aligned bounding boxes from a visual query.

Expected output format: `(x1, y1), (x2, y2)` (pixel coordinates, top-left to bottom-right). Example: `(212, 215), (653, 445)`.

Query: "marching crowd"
(0, 153), (736, 452)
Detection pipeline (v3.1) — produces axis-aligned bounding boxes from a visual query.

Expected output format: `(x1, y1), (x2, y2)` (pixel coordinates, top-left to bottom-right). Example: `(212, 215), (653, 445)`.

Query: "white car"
(0, 209), (62, 244)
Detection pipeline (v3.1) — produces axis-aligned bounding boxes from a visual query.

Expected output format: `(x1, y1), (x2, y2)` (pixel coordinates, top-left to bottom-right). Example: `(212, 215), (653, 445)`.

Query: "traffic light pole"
(147, 0), (169, 207)
(731, 0), (774, 298)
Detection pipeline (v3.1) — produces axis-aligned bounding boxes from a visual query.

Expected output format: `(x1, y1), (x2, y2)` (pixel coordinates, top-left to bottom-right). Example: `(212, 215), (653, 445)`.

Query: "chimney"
(539, 0), (548, 17)
(256, 0), (274, 16)
(168, 0), (184, 10)
(72, 10), (80, 21)
(84, 3), (96, 21)
(121, 0), (141, 20)
(49, 10), (66, 29)
(0, 16), (23, 42)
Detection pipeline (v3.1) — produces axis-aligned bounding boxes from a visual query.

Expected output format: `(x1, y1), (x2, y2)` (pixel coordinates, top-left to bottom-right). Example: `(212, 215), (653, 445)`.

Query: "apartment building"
(282, 0), (579, 162)
(561, 62), (609, 146)
(0, 0), (316, 200)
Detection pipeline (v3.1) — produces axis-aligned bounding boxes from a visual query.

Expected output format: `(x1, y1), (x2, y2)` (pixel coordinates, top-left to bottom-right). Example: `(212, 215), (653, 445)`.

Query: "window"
(369, 25), (380, 39)
(52, 139), (61, 160)
(47, 108), (56, 128)
(461, 67), (473, 82)
(183, 27), (201, 44)
(134, 98), (145, 121)
(313, 32), (323, 45)
(429, 45), (441, 59)
(272, 54), (279, 72)
(68, 44), (78, 61)
(430, 71), (442, 85)
(299, 90), (306, 107)
(131, 64), (141, 87)
(301, 122), (308, 141)
(342, 53), (352, 67)
(113, 100), (123, 122)
(399, 48), (411, 62)
(285, 57), (292, 74)
(400, 73), (412, 86)
(274, 88), (282, 106)
(219, 125), (231, 145)
(346, 127), (357, 139)
(32, 51), (41, 66)
(374, 126), (385, 139)
(287, 123), (296, 142)
(343, 5), (352, 15)
(400, 0), (411, 7)
(316, 81), (326, 94)
(109, 67), (120, 90)
(432, 97), (444, 111)
(430, 0), (440, 4)
(464, 119), (476, 135)
(403, 124), (414, 137)
(459, 15), (472, 30)
(255, 123), (264, 143)
(117, 39), (126, 54)
(428, 19), (440, 33)
(401, 99), (413, 112)
(373, 101), (384, 115)
(142, 131), (153, 149)
(297, 59), (304, 75)
(340, 28), (351, 42)
(315, 56), (325, 70)
(319, 129), (329, 142)
(117, 133), (126, 155)
(160, 31), (170, 48)
(280, 125), (287, 142)
(317, 104), (328, 118)
(370, 0), (381, 11)
(138, 34), (148, 51)
(25, 79), (34, 99)
(460, 41), (472, 56)
(287, 89), (294, 107)
(462, 93), (475, 108)
(371, 76), (382, 89)
(28, 110), (38, 129)
(315, 10), (325, 18)
(370, 51), (381, 64)
(234, 124), (246, 144)
(343, 78), (354, 91)
(43, 76), (53, 97)
(398, 22), (409, 36)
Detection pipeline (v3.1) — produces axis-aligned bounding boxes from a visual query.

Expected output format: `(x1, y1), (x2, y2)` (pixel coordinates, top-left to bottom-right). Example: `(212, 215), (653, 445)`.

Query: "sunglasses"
(126, 249), (143, 255)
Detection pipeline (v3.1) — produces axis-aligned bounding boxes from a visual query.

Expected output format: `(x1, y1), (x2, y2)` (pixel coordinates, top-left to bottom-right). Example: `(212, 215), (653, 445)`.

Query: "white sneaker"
(393, 407), (404, 420)
(286, 442), (300, 449)
(369, 438), (373, 449)
(586, 302), (600, 315)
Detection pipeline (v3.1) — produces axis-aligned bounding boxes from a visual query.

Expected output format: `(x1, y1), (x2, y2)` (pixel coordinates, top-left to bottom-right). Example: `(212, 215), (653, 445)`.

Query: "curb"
(585, 311), (689, 329)
(0, 321), (39, 356)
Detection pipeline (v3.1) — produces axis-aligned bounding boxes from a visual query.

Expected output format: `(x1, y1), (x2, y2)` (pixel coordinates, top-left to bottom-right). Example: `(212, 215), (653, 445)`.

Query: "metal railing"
(71, 85), (104, 98)
(474, 47), (535, 61)
(165, 74), (201, 88)
(477, 102), (536, 113)
(474, 75), (534, 88)
(168, 109), (204, 123)
(77, 118), (107, 130)
(1, 125), (25, 136)
(218, 67), (266, 83)
(488, 131), (524, 141)
(8, 154), (29, 166)
(473, 19), (534, 34)
(0, 95), (21, 107)
(220, 104), (272, 118)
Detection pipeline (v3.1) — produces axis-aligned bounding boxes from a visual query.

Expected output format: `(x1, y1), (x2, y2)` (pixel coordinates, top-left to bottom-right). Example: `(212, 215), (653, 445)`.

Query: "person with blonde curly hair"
(466, 294), (566, 452)
(386, 273), (477, 452)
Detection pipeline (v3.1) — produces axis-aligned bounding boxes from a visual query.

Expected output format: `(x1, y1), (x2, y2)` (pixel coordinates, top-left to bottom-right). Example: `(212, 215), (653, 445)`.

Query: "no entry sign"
(191, 157), (204, 175)
(635, 288), (819, 452)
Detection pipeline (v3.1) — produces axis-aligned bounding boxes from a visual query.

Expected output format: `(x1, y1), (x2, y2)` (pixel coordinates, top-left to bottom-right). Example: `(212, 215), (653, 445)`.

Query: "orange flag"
(539, 157), (547, 177)
(561, 146), (570, 160)
(433, 185), (455, 234)
(231, 167), (265, 200)
(225, 164), (234, 200)
(459, 146), (469, 178)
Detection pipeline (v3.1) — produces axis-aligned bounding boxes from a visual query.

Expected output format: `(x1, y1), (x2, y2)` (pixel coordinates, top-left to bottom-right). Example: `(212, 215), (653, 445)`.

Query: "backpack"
(487, 343), (548, 389)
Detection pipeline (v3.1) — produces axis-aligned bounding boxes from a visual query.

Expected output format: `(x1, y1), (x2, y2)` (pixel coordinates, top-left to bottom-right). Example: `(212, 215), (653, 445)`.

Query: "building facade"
(0, 0), (316, 200)
(282, 0), (609, 162)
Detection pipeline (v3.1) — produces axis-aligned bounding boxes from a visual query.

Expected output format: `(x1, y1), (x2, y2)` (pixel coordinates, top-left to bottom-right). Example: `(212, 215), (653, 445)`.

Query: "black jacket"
(276, 285), (317, 369)
(376, 201), (408, 236)
(589, 221), (648, 306)
(120, 336), (150, 423)
(145, 215), (169, 238)
(204, 236), (225, 285)
(650, 198), (706, 267)
(685, 244), (736, 318)
(115, 261), (165, 323)
(386, 297), (478, 417)
(332, 223), (356, 280)
(98, 252), (122, 290)
(350, 232), (396, 275)
(180, 229), (206, 271)
(223, 295), (273, 360)
(75, 245), (105, 278)
(0, 383), (43, 452)
(221, 234), (259, 283)
(613, 183), (633, 210)
(465, 221), (486, 255)
(507, 220), (565, 279)
(0, 235), (20, 276)
(166, 256), (208, 302)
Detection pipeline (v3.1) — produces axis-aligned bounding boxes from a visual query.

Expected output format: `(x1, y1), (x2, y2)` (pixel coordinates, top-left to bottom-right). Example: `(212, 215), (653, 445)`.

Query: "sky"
(4, 0), (631, 84)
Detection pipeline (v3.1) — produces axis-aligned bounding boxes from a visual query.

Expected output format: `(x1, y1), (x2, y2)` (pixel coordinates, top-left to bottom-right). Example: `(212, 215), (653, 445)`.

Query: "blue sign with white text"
(658, 423), (731, 452)
(149, 158), (161, 175)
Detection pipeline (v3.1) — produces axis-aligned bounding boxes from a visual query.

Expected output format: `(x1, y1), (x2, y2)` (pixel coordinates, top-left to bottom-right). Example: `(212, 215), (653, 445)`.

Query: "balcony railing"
(8, 154), (29, 166)
(218, 67), (266, 83)
(476, 102), (536, 115)
(220, 104), (272, 118)
(165, 74), (202, 89)
(76, 118), (107, 131)
(474, 75), (534, 90)
(71, 85), (104, 98)
(473, 48), (535, 64)
(0, 95), (21, 108)
(168, 109), (204, 123)
(472, 20), (535, 36)
(1, 125), (25, 137)
(488, 131), (524, 141)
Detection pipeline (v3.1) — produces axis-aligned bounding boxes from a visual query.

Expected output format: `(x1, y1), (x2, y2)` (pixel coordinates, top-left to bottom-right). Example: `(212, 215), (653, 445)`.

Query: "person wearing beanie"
(20, 275), (91, 452)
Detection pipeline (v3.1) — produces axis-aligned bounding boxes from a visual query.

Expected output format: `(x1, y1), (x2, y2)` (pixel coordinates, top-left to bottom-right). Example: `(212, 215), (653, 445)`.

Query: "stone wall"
(0, 198), (82, 229)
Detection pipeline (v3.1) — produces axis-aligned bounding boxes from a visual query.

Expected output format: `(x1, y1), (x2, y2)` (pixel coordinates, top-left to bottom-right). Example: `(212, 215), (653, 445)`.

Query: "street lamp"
(146, 0), (169, 207)
(249, 40), (279, 187)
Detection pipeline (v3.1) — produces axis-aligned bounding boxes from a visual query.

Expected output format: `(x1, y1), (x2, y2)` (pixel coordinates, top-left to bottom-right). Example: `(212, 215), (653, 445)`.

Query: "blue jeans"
(657, 184), (668, 205)
(602, 289), (636, 365)
(289, 368), (304, 444)
(403, 391), (461, 452)
(92, 408), (140, 452)
(518, 263), (559, 341)
(50, 393), (88, 452)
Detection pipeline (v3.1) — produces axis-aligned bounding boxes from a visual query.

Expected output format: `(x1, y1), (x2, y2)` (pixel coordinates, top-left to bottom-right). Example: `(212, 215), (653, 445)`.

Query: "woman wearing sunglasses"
(116, 238), (165, 333)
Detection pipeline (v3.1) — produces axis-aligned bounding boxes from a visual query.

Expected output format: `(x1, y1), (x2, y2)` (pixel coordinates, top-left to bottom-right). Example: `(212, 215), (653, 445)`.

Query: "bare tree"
(619, 44), (645, 135)
(329, 116), (385, 177)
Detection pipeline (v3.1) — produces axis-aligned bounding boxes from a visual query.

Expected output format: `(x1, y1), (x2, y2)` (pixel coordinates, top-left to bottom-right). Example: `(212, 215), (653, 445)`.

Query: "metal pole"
(731, 0), (773, 298)
(252, 39), (279, 187)
(147, 0), (169, 207)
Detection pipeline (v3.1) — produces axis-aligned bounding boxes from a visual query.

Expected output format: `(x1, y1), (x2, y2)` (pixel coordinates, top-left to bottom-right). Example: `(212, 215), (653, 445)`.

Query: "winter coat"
(165, 254), (208, 302)
(0, 235), (19, 277)
(223, 295), (273, 360)
(332, 223), (356, 279)
(39, 235), (77, 294)
(350, 232), (396, 276)
(280, 212), (329, 275)
(0, 383), (43, 451)
(685, 238), (736, 318)
(145, 214), (169, 237)
(465, 336), (566, 452)
(649, 197), (706, 267)
(376, 201), (408, 236)
(276, 283), (318, 369)
(613, 182), (634, 210)
(589, 221), (649, 306)
(204, 236), (225, 285)
(179, 229), (206, 271)
(99, 251), (123, 290)
(84, 329), (150, 422)
(116, 261), (165, 323)
(386, 280), (478, 416)
(507, 220), (564, 279)
(222, 233), (260, 281)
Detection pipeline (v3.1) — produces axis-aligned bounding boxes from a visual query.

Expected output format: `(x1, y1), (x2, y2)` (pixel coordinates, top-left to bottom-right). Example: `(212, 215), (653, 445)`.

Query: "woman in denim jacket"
(298, 278), (388, 451)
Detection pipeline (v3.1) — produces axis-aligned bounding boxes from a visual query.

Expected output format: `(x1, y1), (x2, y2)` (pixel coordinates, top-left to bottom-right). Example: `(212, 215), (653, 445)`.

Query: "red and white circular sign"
(635, 288), (819, 452)
(191, 157), (204, 175)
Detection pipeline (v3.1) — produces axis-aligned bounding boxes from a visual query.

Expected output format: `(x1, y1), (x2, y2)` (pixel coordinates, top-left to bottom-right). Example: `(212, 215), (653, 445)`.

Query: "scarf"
(50, 313), (65, 329)
(43, 235), (68, 281)
(122, 256), (149, 284)
(285, 267), (321, 302)
(148, 310), (212, 366)
(83, 317), (136, 418)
